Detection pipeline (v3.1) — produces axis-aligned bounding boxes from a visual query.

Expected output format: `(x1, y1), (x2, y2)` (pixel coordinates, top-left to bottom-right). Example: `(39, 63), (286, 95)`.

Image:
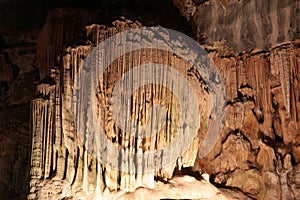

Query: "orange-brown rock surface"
(0, 1), (299, 199)
(29, 14), (215, 199)
(26, 7), (300, 199)
(195, 39), (300, 199)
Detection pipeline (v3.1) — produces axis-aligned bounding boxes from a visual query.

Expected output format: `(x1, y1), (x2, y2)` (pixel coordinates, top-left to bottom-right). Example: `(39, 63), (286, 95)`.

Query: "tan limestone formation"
(194, 41), (300, 199)
(29, 16), (213, 199)
(28, 6), (300, 200)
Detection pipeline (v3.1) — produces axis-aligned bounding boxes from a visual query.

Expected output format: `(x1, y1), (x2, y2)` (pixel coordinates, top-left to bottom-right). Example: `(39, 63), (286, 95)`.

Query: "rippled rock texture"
(174, 0), (300, 51)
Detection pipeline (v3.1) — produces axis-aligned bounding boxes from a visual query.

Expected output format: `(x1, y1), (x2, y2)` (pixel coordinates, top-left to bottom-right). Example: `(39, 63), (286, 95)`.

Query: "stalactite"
(28, 9), (300, 199)
(30, 17), (211, 199)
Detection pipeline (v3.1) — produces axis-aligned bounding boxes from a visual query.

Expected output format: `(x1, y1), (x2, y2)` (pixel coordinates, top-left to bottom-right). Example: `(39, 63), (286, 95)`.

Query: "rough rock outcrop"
(174, 0), (300, 52)
(194, 39), (300, 199)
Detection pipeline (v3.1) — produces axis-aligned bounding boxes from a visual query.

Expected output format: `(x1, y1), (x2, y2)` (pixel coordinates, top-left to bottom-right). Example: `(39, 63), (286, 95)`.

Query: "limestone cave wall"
(0, 0), (299, 199)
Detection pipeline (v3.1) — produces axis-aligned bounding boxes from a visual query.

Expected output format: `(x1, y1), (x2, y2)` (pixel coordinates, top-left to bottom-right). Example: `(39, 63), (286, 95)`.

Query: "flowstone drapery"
(28, 17), (211, 199)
